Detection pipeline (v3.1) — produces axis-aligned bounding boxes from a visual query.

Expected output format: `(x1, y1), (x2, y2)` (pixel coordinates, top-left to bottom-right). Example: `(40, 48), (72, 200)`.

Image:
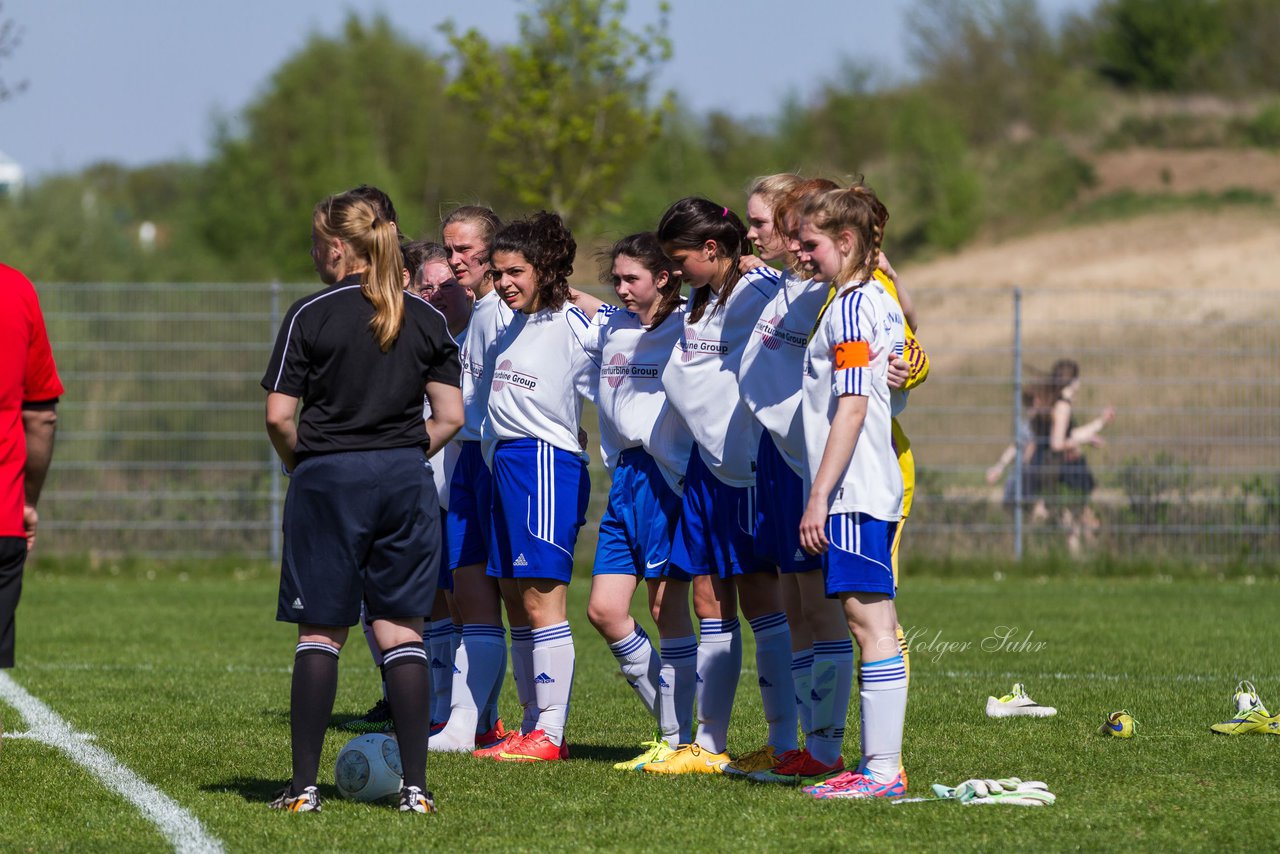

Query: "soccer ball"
(334, 733), (403, 801)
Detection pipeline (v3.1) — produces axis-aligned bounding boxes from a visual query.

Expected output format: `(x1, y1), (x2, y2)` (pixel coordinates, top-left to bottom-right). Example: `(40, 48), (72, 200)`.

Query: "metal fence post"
(1012, 286), (1023, 561)
(269, 280), (282, 563)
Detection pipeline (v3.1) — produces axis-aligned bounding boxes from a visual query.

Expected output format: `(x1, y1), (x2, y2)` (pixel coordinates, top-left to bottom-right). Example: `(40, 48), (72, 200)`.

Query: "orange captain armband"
(834, 340), (870, 370)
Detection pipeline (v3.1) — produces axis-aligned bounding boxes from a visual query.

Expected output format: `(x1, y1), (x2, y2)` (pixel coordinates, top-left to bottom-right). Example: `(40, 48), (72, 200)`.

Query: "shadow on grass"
(202, 777), (341, 803)
(566, 743), (648, 764)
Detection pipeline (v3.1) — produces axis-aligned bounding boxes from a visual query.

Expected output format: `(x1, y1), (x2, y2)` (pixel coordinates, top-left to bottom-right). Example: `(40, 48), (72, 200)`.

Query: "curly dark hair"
(492, 211), (576, 312)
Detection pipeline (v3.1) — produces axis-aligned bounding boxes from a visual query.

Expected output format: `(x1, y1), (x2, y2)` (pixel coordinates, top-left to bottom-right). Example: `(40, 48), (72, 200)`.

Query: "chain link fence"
(33, 282), (1280, 565)
(903, 286), (1280, 564)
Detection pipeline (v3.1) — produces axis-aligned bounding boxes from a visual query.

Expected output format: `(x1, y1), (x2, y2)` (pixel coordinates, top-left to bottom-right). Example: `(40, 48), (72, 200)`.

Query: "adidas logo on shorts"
(513, 554), (529, 567)
(793, 549), (807, 561)
(535, 672), (555, 684)
(291, 598), (303, 610)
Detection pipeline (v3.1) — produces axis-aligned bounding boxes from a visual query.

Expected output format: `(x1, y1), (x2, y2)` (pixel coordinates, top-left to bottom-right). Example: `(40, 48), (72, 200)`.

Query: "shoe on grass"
(641, 742), (729, 774)
(723, 744), (780, 778)
(986, 683), (1056, 718)
(269, 785), (321, 813)
(805, 770), (906, 800)
(747, 748), (843, 785)
(496, 729), (568, 762)
(1099, 710), (1136, 737)
(1210, 705), (1280, 736)
(1232, 681), (1267, 715)
(340, 698), (393, 733)
(475, 718), (508, 748)
(398, 785), (437, 813)
(613, 738), (675, 771)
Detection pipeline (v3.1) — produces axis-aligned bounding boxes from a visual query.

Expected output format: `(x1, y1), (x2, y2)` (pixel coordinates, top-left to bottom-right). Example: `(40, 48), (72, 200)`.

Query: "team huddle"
(262, 173), (930, 813)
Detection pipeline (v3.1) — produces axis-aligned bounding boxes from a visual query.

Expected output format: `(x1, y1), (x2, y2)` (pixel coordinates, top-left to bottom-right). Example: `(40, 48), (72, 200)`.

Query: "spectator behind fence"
(1029, 359), (1116, 555)
(987, 387), (1049, 521)
(1, 263), (64, 669)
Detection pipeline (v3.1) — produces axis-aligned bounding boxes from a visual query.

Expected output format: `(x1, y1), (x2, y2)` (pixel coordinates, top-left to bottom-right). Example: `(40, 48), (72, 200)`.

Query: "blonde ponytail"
(314, 192), (407, 352)
(364, 217), (405, 351)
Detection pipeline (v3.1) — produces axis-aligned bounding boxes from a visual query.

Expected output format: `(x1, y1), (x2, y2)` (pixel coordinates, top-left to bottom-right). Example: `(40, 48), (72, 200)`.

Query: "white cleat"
(985, 683), (1057, 718)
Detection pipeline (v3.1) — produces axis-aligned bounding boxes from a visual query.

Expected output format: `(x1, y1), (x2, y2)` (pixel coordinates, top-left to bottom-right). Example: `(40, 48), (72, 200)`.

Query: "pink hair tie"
(721, 207), (728, 217)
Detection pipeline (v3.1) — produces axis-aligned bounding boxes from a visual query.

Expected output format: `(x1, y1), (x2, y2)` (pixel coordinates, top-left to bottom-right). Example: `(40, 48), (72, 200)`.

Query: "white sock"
(609, 624), (660, 721)
(748, 612), (797, 753)
(427, 619), (454, 725)
(791, 648), (814, 739)
(531, 622), (575, 746)
(807, 639), (854, 766)
(429, 624), (504, 751)
(859, 653), (908, 782)
(693, 618), (741, 754)
(659, 635), (697, 745)
(510, 626), (535, 734)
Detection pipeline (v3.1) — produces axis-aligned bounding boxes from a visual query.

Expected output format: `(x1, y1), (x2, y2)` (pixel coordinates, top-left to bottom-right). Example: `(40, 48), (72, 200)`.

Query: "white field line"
(932, 670), (1277, 684)
(0, 671), (224, 854)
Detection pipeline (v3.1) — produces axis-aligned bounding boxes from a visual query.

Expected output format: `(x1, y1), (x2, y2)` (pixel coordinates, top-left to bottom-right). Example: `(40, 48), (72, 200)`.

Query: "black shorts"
(278, 447), (441, 626)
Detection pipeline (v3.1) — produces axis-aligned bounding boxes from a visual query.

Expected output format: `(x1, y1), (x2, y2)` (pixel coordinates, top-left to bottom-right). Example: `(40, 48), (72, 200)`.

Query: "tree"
(200, 14), (481, 278)
(443, 0), (672, 225)
(1092, 0), (1229, 91)
(0, 2), (27, 102)
(906, 0), (1079, 142)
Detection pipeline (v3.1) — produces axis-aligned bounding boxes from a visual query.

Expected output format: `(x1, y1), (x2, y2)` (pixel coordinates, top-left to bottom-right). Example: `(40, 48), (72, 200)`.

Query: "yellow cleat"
(1210, 705), (1280, 736)
(613, 739), (675, 771)
(1099, 710), (1136, 738)
(641, 742), (729, 774)
(723, 745), (779, 778)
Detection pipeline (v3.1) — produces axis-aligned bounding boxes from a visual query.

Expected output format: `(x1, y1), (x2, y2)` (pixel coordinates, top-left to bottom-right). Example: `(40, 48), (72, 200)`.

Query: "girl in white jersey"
(732, 176), (860, 784)
(431, 206), (512, 753)
(641, 197), (791, 775)
(481, 212), (598, 762)
(794, 187), (909, 800)
(583, 234), (697, 770)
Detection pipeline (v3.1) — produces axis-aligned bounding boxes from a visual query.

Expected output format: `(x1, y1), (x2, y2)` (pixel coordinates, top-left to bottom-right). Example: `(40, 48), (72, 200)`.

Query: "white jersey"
(802, 280), (905, 520)
(422, 326), (464, 510)
(458, 290), (513, 442)
(737, 269), (829, 478)
(481, 302), (598, 463)
(661, 267), (781, 487)
(589, 303), (693, 494)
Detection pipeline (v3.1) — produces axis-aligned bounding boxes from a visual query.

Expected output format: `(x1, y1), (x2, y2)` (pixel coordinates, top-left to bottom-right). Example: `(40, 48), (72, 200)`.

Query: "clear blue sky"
(0, 0), (1094, 178)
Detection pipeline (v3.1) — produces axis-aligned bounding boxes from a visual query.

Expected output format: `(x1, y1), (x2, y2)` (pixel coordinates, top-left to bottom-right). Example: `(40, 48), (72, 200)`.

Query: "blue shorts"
(755, 432), (821, 575)
(593, 447), (690, 582)
(279, 447), (441, 626)
(669, 445), (772, 579)
(823, 512), (898, 598)
(446, 441), (492, 571)
(487, 438), (589, 583)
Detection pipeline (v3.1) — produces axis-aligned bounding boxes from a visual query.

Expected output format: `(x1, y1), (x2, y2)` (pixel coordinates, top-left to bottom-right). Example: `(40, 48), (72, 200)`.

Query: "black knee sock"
(383, 642), (431, 791)
(290, 642), (340, 793)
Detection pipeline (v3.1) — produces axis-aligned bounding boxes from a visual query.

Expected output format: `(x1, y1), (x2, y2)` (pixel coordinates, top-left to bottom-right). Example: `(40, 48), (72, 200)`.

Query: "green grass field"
(2, 563), (1278, 852)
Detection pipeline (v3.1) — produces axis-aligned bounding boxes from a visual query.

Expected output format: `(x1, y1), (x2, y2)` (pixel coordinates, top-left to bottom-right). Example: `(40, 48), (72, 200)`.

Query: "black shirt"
(262, 275), (462, 459)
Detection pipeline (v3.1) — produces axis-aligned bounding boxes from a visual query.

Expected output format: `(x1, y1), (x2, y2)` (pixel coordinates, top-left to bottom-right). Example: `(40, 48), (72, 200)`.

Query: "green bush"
(1242, 101), (1280, 147)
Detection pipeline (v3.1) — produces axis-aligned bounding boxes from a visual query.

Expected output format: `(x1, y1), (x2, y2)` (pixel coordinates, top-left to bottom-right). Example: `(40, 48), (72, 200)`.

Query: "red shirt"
(0, 264), (64, 537)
